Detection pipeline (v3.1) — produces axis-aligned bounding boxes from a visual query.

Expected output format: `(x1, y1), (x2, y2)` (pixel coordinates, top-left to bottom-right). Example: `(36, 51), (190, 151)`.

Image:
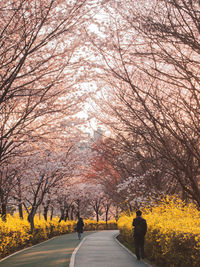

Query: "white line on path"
(114, 233), (137, 260)
(69, 237), (87, 267)
(69, 232), (153, 267)
(114, 234), (154, 267)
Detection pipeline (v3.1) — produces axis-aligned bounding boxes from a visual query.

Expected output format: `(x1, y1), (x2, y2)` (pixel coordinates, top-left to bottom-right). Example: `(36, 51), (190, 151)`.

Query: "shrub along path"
(0, 232), (95, 267)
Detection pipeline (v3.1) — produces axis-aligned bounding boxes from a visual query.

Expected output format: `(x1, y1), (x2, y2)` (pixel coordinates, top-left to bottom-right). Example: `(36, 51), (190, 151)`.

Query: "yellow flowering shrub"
(118, 197), (200, 267)
(0, 214), (117, 259)
(84, 219), (117, 231)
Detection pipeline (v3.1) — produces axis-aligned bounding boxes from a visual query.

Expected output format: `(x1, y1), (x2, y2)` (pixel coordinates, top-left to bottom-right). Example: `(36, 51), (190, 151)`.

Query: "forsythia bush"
(84, 219), (117, 231)
(0, 214), (117, 259)
(118, 197), (200, 267)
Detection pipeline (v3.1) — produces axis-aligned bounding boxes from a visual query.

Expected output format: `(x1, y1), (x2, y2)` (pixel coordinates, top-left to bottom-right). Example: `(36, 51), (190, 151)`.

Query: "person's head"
(136, 210), (142, 217)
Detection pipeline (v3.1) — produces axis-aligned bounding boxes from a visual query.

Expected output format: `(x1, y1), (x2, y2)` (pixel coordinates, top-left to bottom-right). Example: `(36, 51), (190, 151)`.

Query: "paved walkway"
(0, 232), (95, 267)
(71, 230), (151, 267)
(0, 230), (153, 267)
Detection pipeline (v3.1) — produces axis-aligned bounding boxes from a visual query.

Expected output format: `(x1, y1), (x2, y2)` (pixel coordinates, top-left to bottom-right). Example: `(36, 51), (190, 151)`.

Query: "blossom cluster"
(118, 196), (200, 267)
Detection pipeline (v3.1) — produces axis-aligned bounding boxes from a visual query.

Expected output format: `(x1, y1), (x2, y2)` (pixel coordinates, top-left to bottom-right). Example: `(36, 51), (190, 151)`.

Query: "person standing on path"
(76, 217), (84, 240)
(132, 210), (147, 261)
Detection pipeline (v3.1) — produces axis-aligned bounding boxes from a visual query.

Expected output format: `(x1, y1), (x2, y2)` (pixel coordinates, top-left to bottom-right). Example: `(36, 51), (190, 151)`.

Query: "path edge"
(0, 236), (56, 263)
(69, 237), (86, 267)
(114, 233), (153, 267)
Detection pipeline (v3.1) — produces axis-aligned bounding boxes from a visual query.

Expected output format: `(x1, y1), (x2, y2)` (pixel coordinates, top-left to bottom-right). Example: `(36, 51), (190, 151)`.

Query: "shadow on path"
(0, 232), (95, 267)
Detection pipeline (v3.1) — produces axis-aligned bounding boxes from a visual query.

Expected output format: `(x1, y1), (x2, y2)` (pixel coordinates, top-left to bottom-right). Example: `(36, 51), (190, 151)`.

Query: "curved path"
(0, 230), (153, 267)
(71, 230), (152, 267)
(0, 232), (95, 267)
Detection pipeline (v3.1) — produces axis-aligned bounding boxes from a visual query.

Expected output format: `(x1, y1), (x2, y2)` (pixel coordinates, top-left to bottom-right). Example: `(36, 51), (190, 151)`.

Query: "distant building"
(75, 127), (103, 154)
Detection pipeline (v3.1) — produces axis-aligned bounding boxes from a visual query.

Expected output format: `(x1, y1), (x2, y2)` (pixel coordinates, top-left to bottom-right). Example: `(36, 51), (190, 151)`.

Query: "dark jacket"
(132, 216), (147, 237)
(76, 219), (84, 233)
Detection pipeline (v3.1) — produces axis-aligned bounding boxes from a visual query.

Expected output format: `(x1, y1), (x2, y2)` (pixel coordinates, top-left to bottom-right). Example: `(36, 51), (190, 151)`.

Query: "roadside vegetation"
(0, 214), (117, 259)
(118, 197), (200, 267)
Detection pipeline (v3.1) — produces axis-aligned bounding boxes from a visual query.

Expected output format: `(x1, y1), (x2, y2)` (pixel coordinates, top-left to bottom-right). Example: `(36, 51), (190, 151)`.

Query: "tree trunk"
(105, 208), (109, 224)
(64, 208), (69, 221)
(27, 205), (37, 233)
(50, 206), (54, 220)
(18, 202), (23, 219)
(28, 212), (35, 233)
(76, 200), (80, 220)
(115, 206), (119, 222)
(59, 208), (64, 223)
(70, 206), (74, 220)
(96, 212), (99, 222)
(43, 205), (49, 221)
(77, 210), (80, 220)
(1, 203), (7, 221)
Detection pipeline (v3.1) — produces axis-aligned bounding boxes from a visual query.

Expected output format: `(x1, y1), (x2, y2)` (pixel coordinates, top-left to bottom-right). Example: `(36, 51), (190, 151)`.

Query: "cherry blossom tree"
(0, 0), (102, 222)
(0, 0), (95, 163)
(86, 0), (200, 206)
(0, 161), (18, 220)
(9, 131), (79, 231)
